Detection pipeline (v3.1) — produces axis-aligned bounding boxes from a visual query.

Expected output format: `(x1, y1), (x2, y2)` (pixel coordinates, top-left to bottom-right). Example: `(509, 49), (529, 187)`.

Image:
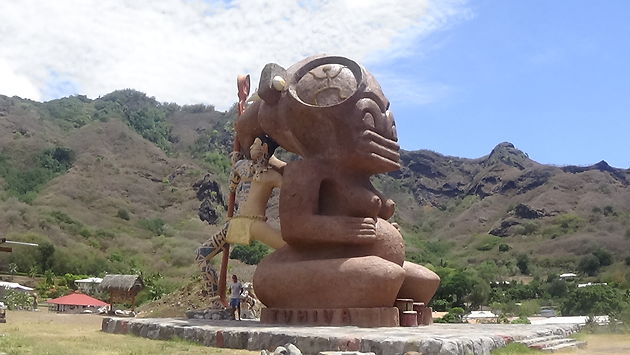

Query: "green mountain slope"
(1, 91), (629, 290)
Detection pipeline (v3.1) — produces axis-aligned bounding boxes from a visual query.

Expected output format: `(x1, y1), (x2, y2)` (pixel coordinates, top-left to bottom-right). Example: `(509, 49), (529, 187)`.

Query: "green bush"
(561, 285), (627, 316)
(230, 241), (270, 265)
(516, 222), (538, 235)
(511, 316), (531, 324)
(38, 147), (75, 173)
(578, 255), (601, 276)
(100, 90), (174, 152)
(138, 218), (166, 236)
(1, 289), (34, 310)
(202, 151), (231, 176)
(516, 254), (530, 275)
(435, 307), (465, 323)
(593, 248), (613, 266)
(0, 148), (75, 202)
(472, 234), (501, 251)
(519, 300), (540, 317)
(116, 208), (131, 220)
(41, 96), (95, 128)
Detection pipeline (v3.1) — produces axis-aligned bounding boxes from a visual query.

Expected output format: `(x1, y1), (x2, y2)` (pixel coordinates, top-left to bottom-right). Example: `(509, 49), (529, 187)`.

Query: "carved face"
(249, 138), (267, 161)
(256, 55), (401, 174)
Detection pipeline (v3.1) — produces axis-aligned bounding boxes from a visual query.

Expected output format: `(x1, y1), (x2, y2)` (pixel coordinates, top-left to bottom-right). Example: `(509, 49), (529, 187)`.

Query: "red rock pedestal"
(400, 311), (418, 327)
(413, 302), (433, 326)
(260, 307), (399, 327)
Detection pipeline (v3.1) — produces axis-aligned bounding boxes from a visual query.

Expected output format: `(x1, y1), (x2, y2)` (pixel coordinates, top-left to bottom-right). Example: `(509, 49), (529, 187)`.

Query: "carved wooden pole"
(218, 74), (250, 307)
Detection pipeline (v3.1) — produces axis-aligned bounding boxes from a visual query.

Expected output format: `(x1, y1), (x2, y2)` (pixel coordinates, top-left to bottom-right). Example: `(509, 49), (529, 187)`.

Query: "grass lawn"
(558, 333), (630, 355)
(0, 310), (260, 355)
(490, 332), (630, 354)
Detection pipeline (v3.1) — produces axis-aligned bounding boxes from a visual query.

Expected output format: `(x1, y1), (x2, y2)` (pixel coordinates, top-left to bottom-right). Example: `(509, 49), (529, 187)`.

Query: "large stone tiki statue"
(236, 55), (440, 326)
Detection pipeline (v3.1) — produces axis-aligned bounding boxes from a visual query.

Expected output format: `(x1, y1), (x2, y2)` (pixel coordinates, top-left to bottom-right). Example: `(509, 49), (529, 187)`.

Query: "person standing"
(230, 274), (243, 320)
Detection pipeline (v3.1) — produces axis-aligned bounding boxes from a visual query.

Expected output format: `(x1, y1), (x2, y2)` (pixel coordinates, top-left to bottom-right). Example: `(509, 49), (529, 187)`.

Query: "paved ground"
(102, 317), (582, 355)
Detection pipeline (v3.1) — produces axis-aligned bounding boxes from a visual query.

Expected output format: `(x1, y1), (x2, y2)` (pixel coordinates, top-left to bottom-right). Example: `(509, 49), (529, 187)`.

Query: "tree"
(467, 278), (491, 310)
(561, 285), (626, 316)
(37, 242), (55, 271)
(434, 267), (475, 308)
(516, 254), (530, 275)
(592, 248), (613, 267)
(547, 279), (568, 298)
(230, 241), (270, 265)
(578, 255), (600, 276)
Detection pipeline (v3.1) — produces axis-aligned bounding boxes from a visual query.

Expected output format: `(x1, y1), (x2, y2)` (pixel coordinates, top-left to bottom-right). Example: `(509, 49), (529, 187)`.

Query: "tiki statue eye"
(363, 112), (375, 129)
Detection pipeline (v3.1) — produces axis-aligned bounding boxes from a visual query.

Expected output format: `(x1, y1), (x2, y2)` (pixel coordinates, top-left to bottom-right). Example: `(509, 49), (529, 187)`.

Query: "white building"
(74, 277), (103, 295)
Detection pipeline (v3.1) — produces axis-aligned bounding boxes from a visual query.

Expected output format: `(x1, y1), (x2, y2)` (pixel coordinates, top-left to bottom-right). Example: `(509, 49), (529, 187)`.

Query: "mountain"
(377, 142), (630, 278)
(1, 91), (629, 290)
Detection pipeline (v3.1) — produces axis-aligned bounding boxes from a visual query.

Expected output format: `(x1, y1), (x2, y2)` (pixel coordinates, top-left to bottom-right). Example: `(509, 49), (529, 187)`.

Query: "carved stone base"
(260, 307), (399, 327)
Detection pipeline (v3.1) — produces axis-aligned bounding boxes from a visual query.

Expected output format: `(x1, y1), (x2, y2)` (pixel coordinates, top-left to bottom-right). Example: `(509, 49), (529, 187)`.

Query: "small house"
(74, 277), (103, 295)
(47, 292), (108, 313)
(0, 281), (34, 293)
(559, 273), (577, 281)
(463, 310), (499, 324)
(100, 274), (144, 312)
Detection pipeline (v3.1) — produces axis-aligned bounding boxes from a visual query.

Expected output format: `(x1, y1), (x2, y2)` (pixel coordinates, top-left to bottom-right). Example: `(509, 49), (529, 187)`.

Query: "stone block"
(295, 335), (331, 354)
(417, 338), (443, 354)
(146, 324), (160, 339)
(261, 307), (399, 327)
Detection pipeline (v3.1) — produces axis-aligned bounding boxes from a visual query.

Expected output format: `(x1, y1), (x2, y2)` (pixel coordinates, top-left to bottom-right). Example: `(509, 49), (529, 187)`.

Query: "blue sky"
(373, 0), (630, 168)
(1, 1), (628, 168)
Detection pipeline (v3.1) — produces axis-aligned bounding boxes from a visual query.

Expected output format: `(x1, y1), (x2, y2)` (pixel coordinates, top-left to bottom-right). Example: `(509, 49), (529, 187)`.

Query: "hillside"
(1, 91), (629, 294)
(378, 142), (630, 280)
(0, 92), (232, 291)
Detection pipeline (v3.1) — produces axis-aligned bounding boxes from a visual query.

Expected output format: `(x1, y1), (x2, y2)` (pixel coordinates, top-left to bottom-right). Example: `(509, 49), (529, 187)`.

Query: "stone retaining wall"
(101, 317), (581, 355)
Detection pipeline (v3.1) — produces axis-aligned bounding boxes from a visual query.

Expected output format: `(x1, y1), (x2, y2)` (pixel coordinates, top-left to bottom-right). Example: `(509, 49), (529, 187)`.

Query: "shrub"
(437, 307), (465, 323)
(79, 228), (92, 238)
(116, 208), (130, 220)
(511, 316), (531, 324)
(519, 300), (540, 317)
(138, 218), (166, 236)
(430, 299), (451, 312)
(1, 289), (34, 310)
(230, 241), (270, 265)
(516, 222), (538, 235)
(472, 234), (501, 251)
(42, 96), (95, 128)
(603, 205), (617, 216)
(498, 243), (510, 252)
(578, 255), (601, 276)
(38, 147), (75, 173)
(592, 248), (613, 266)
(516, 254), (530, 275)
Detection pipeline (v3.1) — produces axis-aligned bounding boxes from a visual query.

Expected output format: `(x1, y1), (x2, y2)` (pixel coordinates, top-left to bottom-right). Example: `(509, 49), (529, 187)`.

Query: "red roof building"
(47, 292), (108, 313)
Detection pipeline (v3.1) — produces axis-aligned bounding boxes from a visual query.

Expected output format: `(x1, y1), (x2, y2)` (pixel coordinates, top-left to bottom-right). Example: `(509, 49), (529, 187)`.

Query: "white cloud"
(0, 0), (468, 109)
(0, 59), (42, 100)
